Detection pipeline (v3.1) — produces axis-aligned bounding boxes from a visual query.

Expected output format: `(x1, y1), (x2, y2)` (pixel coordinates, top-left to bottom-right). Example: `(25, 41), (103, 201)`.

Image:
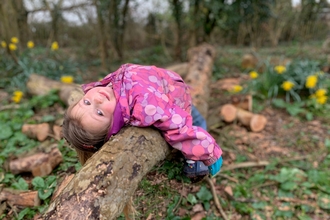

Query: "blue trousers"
(191, 105), (207, 130)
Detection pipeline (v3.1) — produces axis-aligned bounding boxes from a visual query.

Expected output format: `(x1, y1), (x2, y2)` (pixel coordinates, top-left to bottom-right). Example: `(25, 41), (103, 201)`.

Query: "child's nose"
(94, 94), (104, 104)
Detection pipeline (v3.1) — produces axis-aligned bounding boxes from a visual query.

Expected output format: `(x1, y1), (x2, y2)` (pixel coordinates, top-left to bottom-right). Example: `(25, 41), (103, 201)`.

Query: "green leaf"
(272, 99), (286, 108)
(318, 194), (330, 210)
(286, 105), (304, 116)
(12, 178), (29, 190)
(325, 138), (330, 148)
(298, 214), (312, 220)
(41, 115), (55, 122)
(196, 186), (213, 201)
(38, 188), (53, 200)
(32, 176), (45, 189)
(187, 193), (197, 205)
(280, 181), (297, 191)
(17, 208), (32, 220)
(0, 124), (13, 140)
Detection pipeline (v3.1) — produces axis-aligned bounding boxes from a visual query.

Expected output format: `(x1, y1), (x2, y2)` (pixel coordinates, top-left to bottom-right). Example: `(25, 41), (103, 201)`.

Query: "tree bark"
(185, 43), (216, 118)
(0, 189), (40, 207)
(94, 0), (109, 70)
(39, 127), (170, 220)
(26, 74), (83, 106)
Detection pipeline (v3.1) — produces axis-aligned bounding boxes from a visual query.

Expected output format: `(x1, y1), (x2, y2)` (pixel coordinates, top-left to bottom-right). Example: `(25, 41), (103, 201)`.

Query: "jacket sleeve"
(130, 99), (222, 166)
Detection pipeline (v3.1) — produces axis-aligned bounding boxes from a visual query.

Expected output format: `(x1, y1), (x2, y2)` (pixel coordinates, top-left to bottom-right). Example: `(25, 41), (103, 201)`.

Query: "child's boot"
(183, 160), (209, 178)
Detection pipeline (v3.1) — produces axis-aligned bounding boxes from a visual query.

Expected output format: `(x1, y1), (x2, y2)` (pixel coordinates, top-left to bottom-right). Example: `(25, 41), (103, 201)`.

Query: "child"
(62, 63), (223, 178)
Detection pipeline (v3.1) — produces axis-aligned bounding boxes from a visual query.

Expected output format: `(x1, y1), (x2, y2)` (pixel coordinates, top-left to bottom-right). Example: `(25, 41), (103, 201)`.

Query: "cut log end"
(250, 114), (267, 132)
(220, 104), (237, 123)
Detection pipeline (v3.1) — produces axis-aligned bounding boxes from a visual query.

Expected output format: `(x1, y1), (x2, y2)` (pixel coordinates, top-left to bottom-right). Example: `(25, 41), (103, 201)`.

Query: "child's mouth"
(99, 92), (110, 101)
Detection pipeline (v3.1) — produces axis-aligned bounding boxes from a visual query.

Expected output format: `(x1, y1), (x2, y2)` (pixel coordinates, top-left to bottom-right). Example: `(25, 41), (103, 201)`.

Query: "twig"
(205, 177), (229, 220)
(173, 180), (184, 213)
(217, 173), (238, 183)
(221, 161), (270, 172)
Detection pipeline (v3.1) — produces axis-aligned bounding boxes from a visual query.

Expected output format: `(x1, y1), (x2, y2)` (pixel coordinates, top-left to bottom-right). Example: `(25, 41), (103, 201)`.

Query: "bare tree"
(94, 0), (109, 69)
(109, 0), (130, 59)
(169, 0), (184, 61)
(11, 0), (30, 46)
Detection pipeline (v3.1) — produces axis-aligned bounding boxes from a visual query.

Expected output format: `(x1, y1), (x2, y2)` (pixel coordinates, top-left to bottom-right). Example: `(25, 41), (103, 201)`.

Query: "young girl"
(62, 63), (223, 178)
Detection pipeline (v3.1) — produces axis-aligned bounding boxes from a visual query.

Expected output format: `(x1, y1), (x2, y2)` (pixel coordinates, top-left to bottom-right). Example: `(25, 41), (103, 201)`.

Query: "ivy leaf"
(12, 178), (29, 190)
(0, 124), (13, 140)
(32, 176), (45, 189)
(196, 186), (212, 202)
(281, 181), (297, 191)
(38, 189), (53, 200)
(187, 193), (197, 205)
(318, 194), (330, 210)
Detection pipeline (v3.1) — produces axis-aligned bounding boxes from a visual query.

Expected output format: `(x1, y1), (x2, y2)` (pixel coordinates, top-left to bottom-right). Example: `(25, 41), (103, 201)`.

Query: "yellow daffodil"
(315, 89), (327, 97)
(61, 76), (74, 84)
(51, 41), (59, 51)
(11, 37), (19, 44)
(316, 96), (327, 104)
(27, 41), (34, 49)
(274, 65), (286, 74)
(305, 75), (318, 89)
(9, 43), (17, 51)
(231, 85), (243, 93)
(249, 71), (258, 79)
(281, 81), (294, 91)
(1, 41), (6, 48)
(11, 90), (23, 103)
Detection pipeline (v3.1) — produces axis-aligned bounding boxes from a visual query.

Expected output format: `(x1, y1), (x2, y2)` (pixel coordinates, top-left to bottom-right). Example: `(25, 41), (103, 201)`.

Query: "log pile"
(220, 104), (267, 132)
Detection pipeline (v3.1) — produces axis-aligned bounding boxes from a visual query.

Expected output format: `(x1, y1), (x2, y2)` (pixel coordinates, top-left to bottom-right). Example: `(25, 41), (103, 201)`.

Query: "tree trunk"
(11, 0), (29, 46)
(94, 0), (109, 70)
(39, 127), (170, 220)
(170, 0), (184, 61)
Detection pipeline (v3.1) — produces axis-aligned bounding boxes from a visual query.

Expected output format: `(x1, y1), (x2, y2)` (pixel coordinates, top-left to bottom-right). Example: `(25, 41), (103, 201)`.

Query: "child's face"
(71, 86), (116, 134)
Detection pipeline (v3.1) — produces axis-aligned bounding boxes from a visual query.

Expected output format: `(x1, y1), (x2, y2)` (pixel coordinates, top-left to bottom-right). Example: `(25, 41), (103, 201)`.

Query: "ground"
(130, 75), (330, 219)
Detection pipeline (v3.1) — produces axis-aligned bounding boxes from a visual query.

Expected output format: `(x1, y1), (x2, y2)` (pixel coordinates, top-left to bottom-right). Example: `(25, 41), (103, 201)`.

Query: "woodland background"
(1, 0), (330, 219)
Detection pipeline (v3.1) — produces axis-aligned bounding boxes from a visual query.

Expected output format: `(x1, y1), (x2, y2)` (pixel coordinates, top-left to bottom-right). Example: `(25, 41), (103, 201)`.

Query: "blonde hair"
(62, 102), (109, 165)
(62, 101), (136, 219)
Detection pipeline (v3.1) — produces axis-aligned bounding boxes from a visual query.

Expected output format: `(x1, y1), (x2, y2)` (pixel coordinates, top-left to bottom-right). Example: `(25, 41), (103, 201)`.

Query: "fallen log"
(27, 44), (216, 219)
(185, 43), (216, 118)
(39, 127), (170, 219)
(230, 95), (252, 111)
(0, 188), (40, 207)
(220, 104), (237, 123)
(165, 62), (189, 79)
(236, 108), (267, 132)
(26, 74), (83, 106)
(220, 104), (267, 132)
(9, 144), (63, 177)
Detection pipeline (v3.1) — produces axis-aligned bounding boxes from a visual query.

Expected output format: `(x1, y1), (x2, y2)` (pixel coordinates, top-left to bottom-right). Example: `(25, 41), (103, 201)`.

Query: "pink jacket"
(82, 64), (222, 166)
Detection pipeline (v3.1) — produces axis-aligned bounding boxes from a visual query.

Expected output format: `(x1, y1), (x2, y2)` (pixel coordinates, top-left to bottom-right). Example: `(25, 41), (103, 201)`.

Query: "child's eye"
(97, 109), (103, 116)
(83, 99), (91, 105)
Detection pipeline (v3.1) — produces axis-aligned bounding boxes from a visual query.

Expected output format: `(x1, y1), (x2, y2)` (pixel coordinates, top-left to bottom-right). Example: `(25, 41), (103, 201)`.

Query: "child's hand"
(208, 156), (223, 177)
